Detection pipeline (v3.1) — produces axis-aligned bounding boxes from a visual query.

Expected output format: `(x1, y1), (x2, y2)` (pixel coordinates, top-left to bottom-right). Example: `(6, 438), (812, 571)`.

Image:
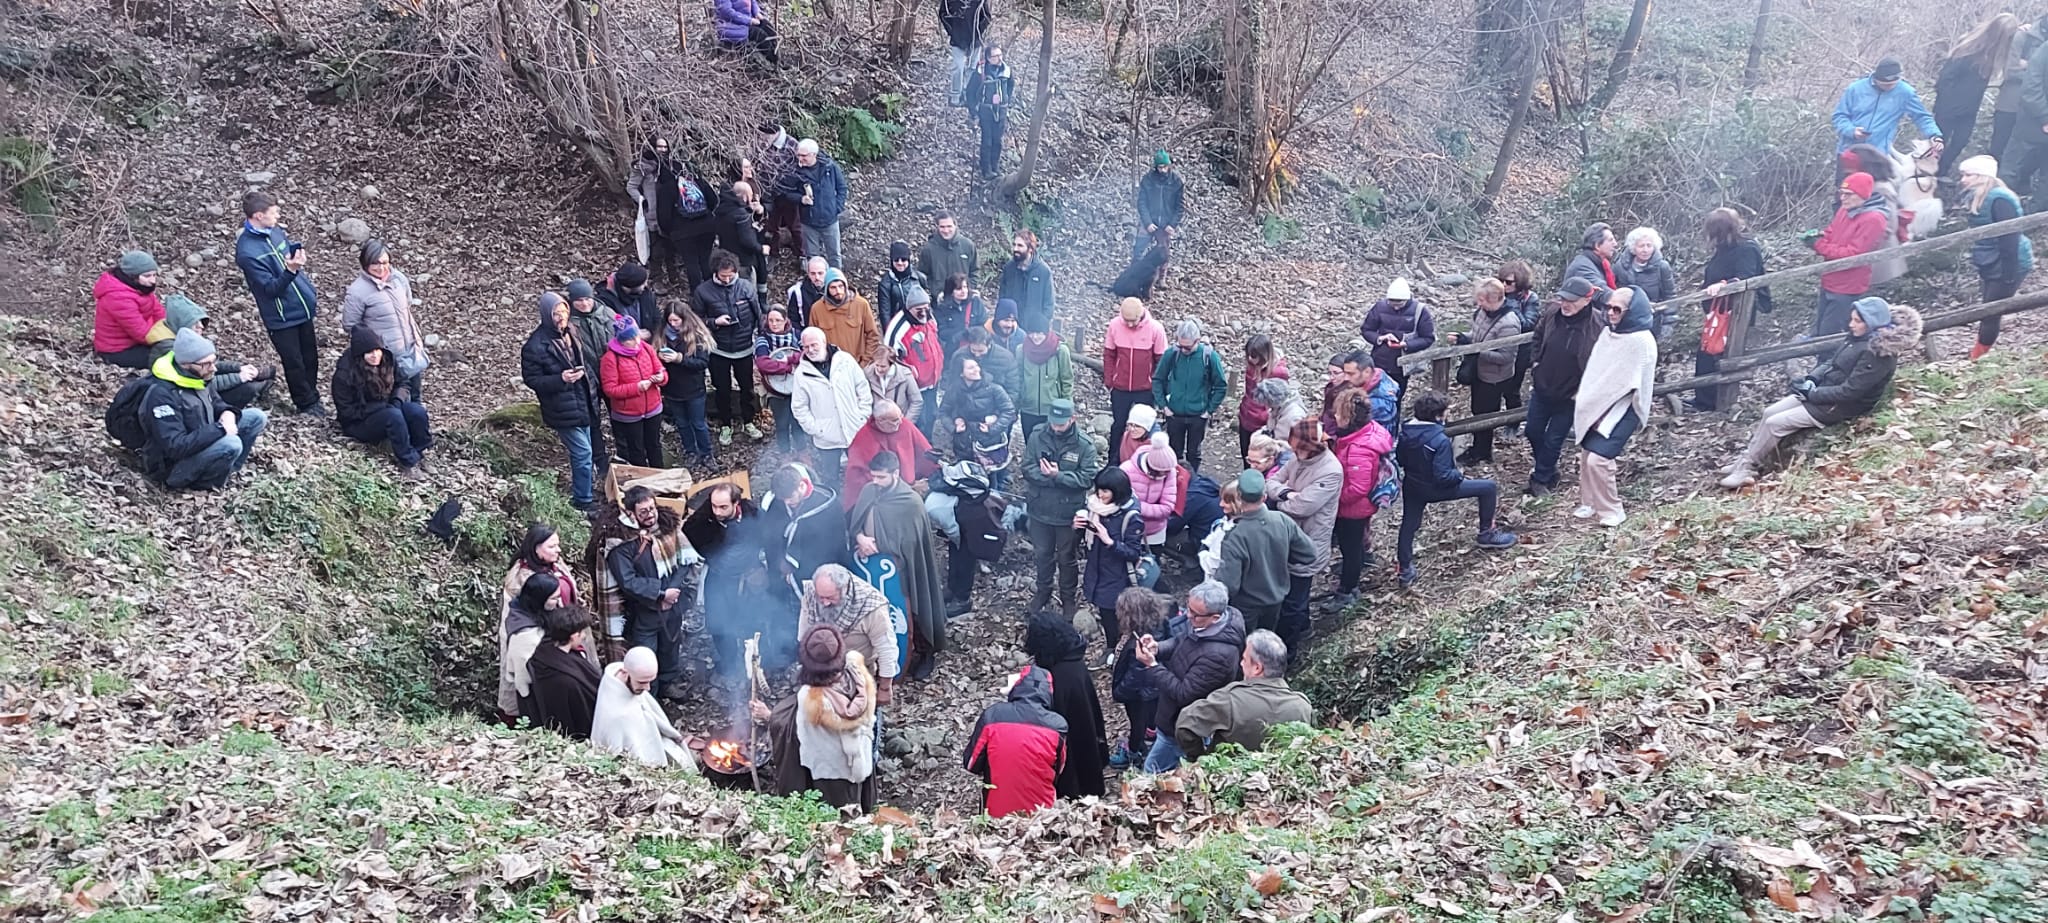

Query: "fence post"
(1431, 356), (1452, 394)
(1714, 289), (1754, 411)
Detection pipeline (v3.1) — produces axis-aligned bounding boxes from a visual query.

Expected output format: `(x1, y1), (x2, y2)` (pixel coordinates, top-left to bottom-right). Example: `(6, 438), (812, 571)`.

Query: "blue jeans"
(555, 425), (595, 505)
(668, 396), (712, 460)
(1143, 732), (1186, 773)
(342, 401), (432, 467)
(166, 407), (268, 489)
(800, 221), (843, 269)
(1524, 390), (1575, 488)
(1397, 478), (1498, 570)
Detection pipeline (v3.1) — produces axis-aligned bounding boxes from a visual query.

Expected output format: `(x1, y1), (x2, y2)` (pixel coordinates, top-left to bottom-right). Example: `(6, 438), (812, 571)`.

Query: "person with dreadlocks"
(596, 485), (702, 699)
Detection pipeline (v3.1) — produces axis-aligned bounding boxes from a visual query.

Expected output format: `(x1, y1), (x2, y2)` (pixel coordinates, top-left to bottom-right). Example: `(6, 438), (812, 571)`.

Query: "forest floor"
(1, 1), (2045, 921)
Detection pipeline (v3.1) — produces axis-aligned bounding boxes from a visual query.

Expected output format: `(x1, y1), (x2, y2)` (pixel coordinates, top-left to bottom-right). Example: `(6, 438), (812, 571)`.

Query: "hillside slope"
(3, 307), (2042, 920)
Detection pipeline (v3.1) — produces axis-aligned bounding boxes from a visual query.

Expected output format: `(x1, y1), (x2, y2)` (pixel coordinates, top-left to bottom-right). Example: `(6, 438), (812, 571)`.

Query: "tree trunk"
(1742, 0), (1771, 95)
(1477, 29), (1542, 214)
(1591, 0), (1650, 111)
(997, 0), (1056, 198)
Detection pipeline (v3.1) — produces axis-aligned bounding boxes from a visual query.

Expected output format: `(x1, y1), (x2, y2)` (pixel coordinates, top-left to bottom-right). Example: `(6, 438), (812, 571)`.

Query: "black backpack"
(104, 374), (158, 451)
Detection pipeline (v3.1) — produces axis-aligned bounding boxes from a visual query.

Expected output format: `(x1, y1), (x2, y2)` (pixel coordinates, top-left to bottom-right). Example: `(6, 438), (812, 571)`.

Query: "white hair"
(812, 562), (853, 590)
(872, 399), (901, 419)
(1174, 318), (1203, 342)
(796, 138), (821, 156)
(1187, 579), (1229, 616)
(1244, 629), (1289, 677)
(1624, 226), (1663, 255)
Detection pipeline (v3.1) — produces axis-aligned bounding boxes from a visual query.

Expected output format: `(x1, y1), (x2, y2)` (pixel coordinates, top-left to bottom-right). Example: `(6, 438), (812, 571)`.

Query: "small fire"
(705, 739), (747, 772)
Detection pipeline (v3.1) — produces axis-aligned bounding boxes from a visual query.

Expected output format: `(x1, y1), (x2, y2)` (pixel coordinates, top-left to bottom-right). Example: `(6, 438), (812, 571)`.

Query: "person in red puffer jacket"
(964, 665), (1068, 818)
(94, 251), (168, 368)
(1810, 171), (1891, 337)
(600, 314), (668, 468)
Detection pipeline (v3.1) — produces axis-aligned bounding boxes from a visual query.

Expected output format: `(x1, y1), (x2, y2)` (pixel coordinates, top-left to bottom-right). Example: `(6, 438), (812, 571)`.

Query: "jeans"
(341, 401), (432, 467)
(1028, 519), (1081, 616)
(613, 415), (665, 468)
(1812, 290), (1861, 338)
(767, 394), (802, 450)
(165, 407), (268, 489)
(1397, 478), (1499, 569)
(916, 387), (939, 444)
(668, 395), (712, 460)
(1163, 413), (1208, 474)
(1108, 389), (1150, 463)
(627, 606), (685, 685)
(265, 321), (321, 411)
(708, 354), (756, 427)
(1466, 378), (1509, 459)
(1333, 516), (1373, 592)
(1524, 390), (1574, 488)
(555, 425), (595, 505)
(977, 113), (1005, 176)
(1143, 732), (1186, 773)
(1278, 572), (1313, 654)
(800, 222), (843, 269)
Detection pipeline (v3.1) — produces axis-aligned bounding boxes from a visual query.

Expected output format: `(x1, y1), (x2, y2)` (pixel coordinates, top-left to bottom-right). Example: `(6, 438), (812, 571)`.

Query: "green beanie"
(1153, 149), (1172, 166)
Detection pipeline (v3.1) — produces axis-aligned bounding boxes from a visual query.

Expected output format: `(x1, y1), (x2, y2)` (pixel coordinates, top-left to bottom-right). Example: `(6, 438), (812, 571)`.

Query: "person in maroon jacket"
(963, 665), (1068, 818)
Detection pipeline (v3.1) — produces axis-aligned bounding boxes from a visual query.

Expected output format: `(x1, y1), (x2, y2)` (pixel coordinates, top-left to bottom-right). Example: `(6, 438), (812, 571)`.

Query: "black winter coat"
(597, 278), (659, 332)
(138, 360), (231, 478)
(1136, 169), (1185, 230)
(331, 325), (401, 428)
(1082, 503), (1148, 610)
(1702, 238), (1774, 315)
(759, 487), (850, 579)
(1528, 306), (1601, 402)
(520, 321), (601, 430)
(874, 268), (929, 330)
(1798, 307), (1921, 424)
(1143, 608), (1245, 737)
(659, 329), (710, 402)
(1023, 617), (1108, 800)
(714, 198), (764, 264)
(693, 276), (763, 354)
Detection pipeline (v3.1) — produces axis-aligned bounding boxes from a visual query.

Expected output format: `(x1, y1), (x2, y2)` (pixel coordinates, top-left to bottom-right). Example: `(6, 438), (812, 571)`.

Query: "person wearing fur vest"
(759, 625), (879, 813)
(1720, 298), (1921, 488)
(790, 326), (874, 476)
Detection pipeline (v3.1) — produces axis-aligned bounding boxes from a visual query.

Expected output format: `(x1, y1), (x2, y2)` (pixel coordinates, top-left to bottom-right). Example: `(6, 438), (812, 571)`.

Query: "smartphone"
(287, 242), (304, 255)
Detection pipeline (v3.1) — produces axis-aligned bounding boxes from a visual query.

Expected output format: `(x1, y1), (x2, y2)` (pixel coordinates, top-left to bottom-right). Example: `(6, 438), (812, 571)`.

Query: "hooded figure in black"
(656, 159), (723, 291)
(1022, 612), (1109, 799)
(332, 325), (433, 470)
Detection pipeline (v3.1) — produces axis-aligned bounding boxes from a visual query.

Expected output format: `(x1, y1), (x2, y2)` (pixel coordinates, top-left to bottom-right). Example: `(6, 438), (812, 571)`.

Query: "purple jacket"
(715, 0), (756, 43)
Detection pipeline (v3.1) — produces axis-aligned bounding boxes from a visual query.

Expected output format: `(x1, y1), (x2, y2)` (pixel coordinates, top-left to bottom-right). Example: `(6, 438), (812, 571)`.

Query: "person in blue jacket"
(772, 139), (849, 269)
(1393, 391), (1517, 589)
(234, 191), (325, 415)
(1831, 58), (1944, 164)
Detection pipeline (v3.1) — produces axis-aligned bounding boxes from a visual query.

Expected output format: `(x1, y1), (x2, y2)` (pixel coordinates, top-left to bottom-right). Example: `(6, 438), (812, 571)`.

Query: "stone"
(204, 203), (225, 217)
(423, 333), (444, 349)
(360, 184), (380, 200)
(1435, 272), (1470, 287)
(183, 253), (205, 268)
(243, 171), (276, 184)
(1088, 412), (1113, 435)
(335, 218), (373, 245)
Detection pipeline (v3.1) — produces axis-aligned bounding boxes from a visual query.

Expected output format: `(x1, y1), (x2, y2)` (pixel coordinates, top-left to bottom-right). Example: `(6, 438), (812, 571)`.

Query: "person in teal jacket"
(1830, 58), (1944, 158)
(1151, 318), (1228, 474)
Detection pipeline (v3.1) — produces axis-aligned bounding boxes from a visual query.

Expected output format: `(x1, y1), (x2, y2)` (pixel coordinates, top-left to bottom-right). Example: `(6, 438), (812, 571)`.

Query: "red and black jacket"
(963, 666), (1068, 818)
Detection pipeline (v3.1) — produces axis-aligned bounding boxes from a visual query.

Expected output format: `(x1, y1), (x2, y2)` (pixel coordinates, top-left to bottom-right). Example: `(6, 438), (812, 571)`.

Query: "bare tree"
(1743, 0), (1771, 95)
(1479, 17), (1544, 214)
(1591, 0), (1651, 110)
(492, 0), (635, 188)
(882, 0), (918, 62)
(999, 0), (1056, 198)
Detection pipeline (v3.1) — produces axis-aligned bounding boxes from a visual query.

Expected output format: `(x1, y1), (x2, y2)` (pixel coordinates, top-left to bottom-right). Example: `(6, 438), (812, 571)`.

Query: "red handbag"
(1700, 297), (1732, 356)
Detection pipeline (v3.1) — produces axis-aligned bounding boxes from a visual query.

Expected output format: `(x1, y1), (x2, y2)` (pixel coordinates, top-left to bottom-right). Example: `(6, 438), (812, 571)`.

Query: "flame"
(705, 739), (746, 771)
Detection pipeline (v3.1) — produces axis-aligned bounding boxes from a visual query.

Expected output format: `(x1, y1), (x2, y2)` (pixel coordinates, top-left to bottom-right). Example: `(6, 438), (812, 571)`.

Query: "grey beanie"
(566, 279), (596, 301)
(171, 327), (215, 365)
(904, 281), (931, 308)
(537, 292), (566, 324)
(1852, 296), (1894, 330)
(117, 250), (159, 276)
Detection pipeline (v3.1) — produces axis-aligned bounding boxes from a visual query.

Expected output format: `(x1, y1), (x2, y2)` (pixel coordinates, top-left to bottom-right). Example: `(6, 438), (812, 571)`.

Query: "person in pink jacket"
(1100, 297), (1167, 463)
(93, 251), (168, 368)
(600, 314), (669, 468)
(1329, 387), (1393, 602)
(1119, 440), (1180, 548)
(1236, 334), (1289, 459)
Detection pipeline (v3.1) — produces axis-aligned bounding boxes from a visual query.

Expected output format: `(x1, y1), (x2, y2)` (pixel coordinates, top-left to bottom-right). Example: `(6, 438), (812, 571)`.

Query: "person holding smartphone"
(235, 191), (324, 415)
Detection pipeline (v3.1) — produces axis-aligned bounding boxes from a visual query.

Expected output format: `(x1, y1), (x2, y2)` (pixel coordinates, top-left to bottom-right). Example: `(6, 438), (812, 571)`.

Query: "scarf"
(1593, 252), (1616, 288)
(1571, 328), (1658, 443)
(1022, 332), (1063, 364)
(611, 336), (642, 357)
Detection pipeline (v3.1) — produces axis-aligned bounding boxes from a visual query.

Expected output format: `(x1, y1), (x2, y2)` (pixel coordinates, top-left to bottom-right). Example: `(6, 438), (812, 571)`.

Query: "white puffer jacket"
(790, 347), (873, 450)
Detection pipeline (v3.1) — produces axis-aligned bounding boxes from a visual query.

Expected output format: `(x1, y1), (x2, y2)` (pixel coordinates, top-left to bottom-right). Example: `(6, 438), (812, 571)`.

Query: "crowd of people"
(86, 18), (2018, 818)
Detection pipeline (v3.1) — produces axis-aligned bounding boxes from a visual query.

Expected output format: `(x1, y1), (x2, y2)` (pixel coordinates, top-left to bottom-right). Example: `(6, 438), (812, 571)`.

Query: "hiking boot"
(945, 597), (974, 618)
(1596, 511), (1628, 528)
(744, 423), (764, 440)
(1475, 528), (1518, 549)
(1524, 481), (1553, 498)
(397, 464), (423, 481)
(1970, 342), (1992, 360)
(909, 653), (938, 681)
(300, 403), (330, 418)
(1571, 505), (1595, 519)
(1108, 742), (1142, 770)
(1718, 466), (1757, 490)
(718, 425), (733, 446)
(1398, 565), (1418, 588)
(1455, 450), (1491, 466)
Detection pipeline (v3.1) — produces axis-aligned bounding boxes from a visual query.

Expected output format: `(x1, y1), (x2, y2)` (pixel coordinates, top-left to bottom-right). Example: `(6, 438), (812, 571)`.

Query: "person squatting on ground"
(138, 328), (269, 490)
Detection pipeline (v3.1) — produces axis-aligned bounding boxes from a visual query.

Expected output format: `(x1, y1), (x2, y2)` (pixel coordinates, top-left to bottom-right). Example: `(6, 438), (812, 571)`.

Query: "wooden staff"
(744, 632), (763, 792)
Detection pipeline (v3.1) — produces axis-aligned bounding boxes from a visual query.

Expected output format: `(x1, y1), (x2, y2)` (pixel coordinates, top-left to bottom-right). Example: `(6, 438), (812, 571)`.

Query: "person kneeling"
(333, 326), (433, 478)
(140, 329), (269, 491)
(1720, 298), (1921, 488)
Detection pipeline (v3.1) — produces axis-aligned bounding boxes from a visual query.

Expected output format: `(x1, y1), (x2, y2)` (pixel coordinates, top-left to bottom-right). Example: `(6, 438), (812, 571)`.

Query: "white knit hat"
(1127, 404), (1157, 431)
(1959, 155), (1999, 178)
(1387, 278), (1412, 301)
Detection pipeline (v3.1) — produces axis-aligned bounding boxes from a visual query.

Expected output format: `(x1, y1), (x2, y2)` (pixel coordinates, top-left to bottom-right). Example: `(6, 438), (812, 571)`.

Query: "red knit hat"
(1841, 172), (1875, 199)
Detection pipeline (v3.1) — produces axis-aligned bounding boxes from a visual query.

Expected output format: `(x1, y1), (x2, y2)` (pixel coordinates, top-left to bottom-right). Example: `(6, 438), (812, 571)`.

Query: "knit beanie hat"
(1386, 278), (1412, 302)
(1959, 155), (1999, 178)
(1872, 58), (1903, 81)
(1127, 404), (1157, 431)
(566, 279), (595, 301)
(995, 298), (1018, 321)
(1842, 172), (1875, 199)
(172, 327), (215, 366)
(823, 268), (845, 290)
(888, 239), (912, 263)
(1022, 311), (1049, 334)
(798, 624), (846, 686)
(1154, 149), (1172, 166)
(117, 250), (159, 276)
(1237, 468), (1266, 502)
(612, 313), (640, 343)
(1852, 296), (1894, 330)
(1142, 443), (1177, 475)
(905, 282), (931, 308)
(615, 262), (649, 290)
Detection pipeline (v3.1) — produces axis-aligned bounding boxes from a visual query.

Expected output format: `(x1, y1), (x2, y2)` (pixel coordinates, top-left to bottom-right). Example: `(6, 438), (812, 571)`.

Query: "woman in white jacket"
(790, 326), (873, 476)
(1570, 287), (1659, 528)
